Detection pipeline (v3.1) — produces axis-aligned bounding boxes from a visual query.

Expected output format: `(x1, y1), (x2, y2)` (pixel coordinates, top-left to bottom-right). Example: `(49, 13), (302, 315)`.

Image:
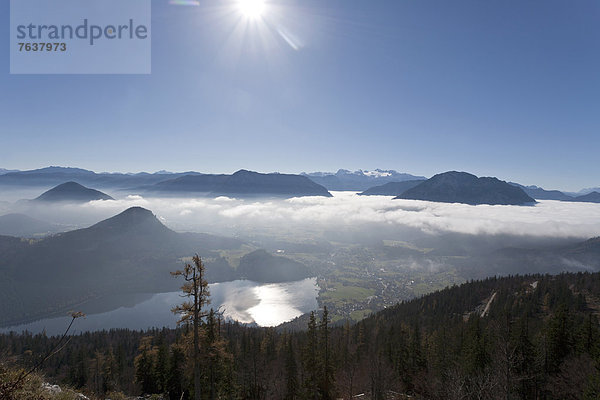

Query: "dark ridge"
(395, 171), (535, 205)
(151, 170), (332, 198)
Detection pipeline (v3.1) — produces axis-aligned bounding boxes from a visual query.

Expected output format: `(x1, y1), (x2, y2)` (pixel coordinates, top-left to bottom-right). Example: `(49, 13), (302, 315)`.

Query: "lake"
(0, 278), (319, 336)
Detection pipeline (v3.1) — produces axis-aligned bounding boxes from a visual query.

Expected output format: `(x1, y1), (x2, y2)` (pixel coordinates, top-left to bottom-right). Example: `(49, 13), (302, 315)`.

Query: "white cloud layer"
(55, 192), (600, 239)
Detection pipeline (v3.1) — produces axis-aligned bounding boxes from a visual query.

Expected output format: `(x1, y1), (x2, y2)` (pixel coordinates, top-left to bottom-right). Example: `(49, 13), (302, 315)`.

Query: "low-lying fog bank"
(2, 191), (599, 241)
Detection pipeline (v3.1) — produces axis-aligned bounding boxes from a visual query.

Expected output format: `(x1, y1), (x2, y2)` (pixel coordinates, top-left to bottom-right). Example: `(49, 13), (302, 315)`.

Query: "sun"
(237, 0), (266, 19)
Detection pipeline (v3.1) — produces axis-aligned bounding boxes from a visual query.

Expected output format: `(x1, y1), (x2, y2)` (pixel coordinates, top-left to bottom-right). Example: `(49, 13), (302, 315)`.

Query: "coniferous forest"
(2, 272), (600, 399)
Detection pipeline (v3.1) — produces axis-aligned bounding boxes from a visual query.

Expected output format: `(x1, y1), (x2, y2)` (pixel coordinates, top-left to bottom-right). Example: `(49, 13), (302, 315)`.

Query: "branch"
(14, 311), (84, 388)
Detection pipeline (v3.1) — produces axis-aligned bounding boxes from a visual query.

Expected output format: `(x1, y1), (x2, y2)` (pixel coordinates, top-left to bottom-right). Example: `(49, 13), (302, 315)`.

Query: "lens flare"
(237, 0), (266, 19)
(168, 0), (200, 6)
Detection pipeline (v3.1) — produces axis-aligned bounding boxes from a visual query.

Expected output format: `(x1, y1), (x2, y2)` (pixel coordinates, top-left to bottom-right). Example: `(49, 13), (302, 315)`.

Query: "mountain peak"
(109, 206), (159, 225)
(302, 169), (427, 190)
(34, 181), (114, 202)
(54, 181), (87, 189)
(117, 206), (155, 219)
(434, 171), (476, 179)
(89, 207), (170, 234)
(232, 169), (255, 176)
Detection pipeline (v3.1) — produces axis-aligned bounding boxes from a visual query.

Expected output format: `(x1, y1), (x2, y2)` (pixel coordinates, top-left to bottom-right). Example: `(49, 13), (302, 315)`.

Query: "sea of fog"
(0, 278), (319, 336)
(6, 191), (600, 239)
(2, 191), (600, 335)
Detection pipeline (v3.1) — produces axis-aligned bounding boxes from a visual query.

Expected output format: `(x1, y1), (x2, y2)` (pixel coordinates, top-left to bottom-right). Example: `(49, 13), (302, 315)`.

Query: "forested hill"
(3, 272), (600, 399)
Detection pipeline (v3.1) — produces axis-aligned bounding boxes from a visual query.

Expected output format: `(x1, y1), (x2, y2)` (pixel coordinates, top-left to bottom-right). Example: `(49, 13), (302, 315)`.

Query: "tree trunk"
(194, 270), (201, 400)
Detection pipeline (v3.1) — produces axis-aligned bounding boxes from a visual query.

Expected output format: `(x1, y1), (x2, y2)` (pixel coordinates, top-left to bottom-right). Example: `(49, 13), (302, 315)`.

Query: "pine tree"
(203, 309), (232, 399)
(155, 341), (169, 393)
(135, 349), (155, 394)
(302, 311), (319, 399)
(135, 336), (162, 395)
(340, 321), (357, 399)
(101, 348), (118, 394)
(318, 306), (334, 400)
(166, 344), (186, 400)
(284, 337), (298, 400)
(545, 304), (571, 373)
(171, 254), (211, 400)
(514, 316), (535, 399)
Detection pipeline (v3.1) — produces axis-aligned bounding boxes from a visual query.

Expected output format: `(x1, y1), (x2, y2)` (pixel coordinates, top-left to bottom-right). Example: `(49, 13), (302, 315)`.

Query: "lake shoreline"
(0, 278), (319, 335)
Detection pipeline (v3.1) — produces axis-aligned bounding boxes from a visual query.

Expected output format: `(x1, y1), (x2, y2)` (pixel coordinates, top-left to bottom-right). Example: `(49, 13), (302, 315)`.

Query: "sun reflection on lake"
(0, 278), (319, 335)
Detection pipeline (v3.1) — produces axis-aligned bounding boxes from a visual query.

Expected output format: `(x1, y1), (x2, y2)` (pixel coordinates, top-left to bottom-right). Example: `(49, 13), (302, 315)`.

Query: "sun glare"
(237, 0), (266, 19)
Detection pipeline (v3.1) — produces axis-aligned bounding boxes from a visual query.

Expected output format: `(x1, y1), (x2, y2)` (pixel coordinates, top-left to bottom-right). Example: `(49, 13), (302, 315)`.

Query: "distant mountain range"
(0, 167), (331, 199)
(394, 171), (535, 205)
(358, 180), (426, 196)
(0, 207), (310, 326)
(571, 191), (600, 203)
(509, 183), (574, 201)
(302, 169), (426, 191)
(577, 187), (600, 196)
(0, 166), (200, 189)
(510, 183), (600, 203)
(1, 167), (598, 203)
(149, 169), (332, 198)
(33, 181), (114, 202)
(355, 172), (600, 205)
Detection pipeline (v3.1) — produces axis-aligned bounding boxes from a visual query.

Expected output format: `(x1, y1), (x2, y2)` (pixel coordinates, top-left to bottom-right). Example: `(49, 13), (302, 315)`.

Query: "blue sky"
(1, 0), (598, 191)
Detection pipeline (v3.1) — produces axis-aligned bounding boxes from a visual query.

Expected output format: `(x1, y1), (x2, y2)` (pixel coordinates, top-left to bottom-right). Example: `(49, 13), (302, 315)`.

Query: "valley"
(0, 167), (599, 400)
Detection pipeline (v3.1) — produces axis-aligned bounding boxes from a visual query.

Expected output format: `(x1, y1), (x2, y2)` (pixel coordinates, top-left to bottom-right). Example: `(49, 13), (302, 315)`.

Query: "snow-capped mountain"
(302, 169), (426, 191)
